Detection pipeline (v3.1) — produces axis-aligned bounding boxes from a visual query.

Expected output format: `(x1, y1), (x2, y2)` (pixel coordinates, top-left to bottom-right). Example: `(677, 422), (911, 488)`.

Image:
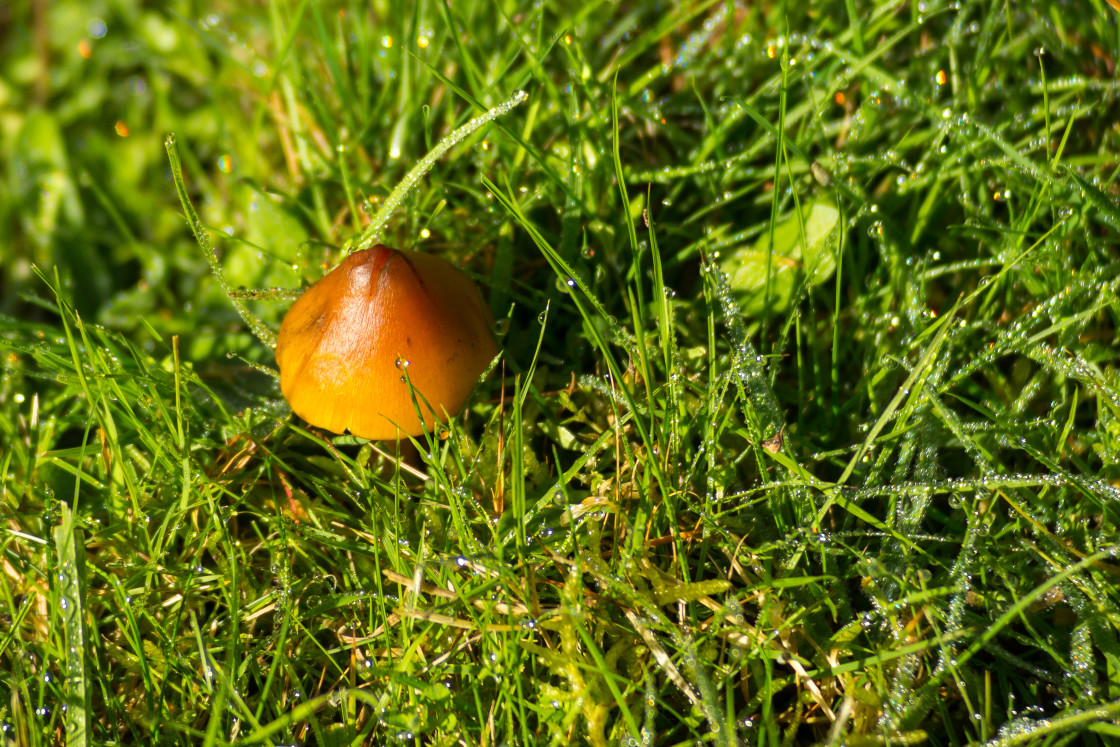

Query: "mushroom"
(275, 244), (497, 440)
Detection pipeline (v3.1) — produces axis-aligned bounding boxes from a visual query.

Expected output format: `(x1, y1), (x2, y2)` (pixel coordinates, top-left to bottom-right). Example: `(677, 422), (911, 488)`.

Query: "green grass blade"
(53, 503), (90, 747)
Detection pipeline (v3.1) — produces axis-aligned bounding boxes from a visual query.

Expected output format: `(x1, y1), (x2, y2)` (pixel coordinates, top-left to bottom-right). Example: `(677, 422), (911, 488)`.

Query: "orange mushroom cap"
(275, 245), (497, 440)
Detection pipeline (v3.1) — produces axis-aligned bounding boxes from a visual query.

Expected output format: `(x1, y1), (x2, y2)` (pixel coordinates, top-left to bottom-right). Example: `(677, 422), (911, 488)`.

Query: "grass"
(2, 0), (1120, 744)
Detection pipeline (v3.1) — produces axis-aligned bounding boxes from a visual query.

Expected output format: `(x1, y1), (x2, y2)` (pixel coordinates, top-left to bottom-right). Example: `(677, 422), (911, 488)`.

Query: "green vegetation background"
(2, 0), (1120, 745)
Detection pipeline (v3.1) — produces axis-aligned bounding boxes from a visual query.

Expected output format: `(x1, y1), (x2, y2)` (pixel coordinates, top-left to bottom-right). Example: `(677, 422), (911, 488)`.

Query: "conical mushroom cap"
(275, 245), (497, 440)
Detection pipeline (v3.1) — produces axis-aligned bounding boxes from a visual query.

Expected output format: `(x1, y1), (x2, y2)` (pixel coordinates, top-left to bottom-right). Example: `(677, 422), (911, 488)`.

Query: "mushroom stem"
(165, 134), (279, 349)
(351, 89), (529, 253)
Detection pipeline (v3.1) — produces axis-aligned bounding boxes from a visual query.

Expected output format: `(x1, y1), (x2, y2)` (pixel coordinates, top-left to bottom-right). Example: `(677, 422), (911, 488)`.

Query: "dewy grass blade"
(905, 549), (1119, 732)
(165, 134), (278, 349)
(832, 297), (960, 490)
(352, 89), (529, 251)
(53, 503), (90, 747)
